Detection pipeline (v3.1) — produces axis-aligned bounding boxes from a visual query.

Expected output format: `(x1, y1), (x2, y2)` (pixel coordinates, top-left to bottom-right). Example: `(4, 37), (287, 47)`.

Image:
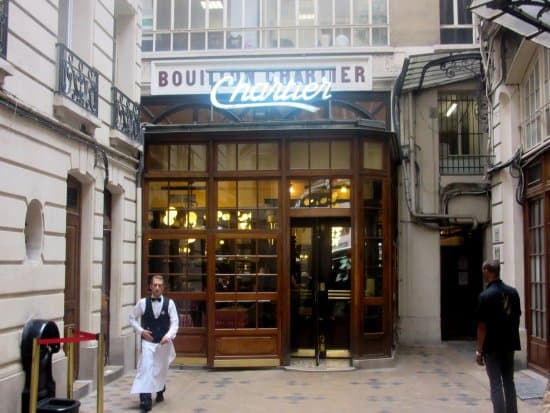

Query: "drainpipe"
(404, 92), (480, 229)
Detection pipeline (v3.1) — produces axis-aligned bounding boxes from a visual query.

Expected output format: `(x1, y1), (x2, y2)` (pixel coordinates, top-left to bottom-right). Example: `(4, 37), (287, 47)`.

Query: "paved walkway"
(79, 342), (545, 413)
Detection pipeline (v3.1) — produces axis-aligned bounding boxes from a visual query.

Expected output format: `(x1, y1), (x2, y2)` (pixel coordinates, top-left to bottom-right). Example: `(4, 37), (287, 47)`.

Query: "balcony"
(54, 43), (101, 133)
(440, 154), (492, 175)
(110, 87), (142, 152)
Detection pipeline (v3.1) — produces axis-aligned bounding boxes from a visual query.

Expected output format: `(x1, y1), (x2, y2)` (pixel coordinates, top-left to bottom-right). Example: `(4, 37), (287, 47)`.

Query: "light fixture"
(298, 13), (315, 20)
(200, 0), (224, 9)
(446, 102), (457, 117)
(162, 206), (177, 226)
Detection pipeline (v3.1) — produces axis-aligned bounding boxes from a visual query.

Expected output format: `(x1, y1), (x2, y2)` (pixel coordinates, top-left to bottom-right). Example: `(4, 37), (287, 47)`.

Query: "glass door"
(290, 218), (351, 364)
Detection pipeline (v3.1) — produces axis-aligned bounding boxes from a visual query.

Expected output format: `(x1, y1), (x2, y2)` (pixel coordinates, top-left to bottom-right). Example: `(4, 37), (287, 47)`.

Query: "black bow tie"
(151, 297), (161, 302)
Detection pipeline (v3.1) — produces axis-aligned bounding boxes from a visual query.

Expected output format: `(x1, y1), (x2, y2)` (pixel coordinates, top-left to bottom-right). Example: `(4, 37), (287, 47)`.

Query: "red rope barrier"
(37, 330), (99, 345)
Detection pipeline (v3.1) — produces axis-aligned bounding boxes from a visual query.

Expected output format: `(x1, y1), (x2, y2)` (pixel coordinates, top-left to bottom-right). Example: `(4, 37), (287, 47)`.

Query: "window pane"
(244, 30), (259, 48)
(372, 28), (387, 46)
(280, 29), (296, 47)
(238, 143), (256, 170)
(170, 145), (188, 170)
(215, 302), (252, 328)
(298, 0), (314, 26)
(263, 30), (277, 47)
(228, 0), (243, 27)
(258, 301), (277, 328)
(217, 143), (237, 171)
(331, 141), (350, 169)
(156, 0), (171, 30)
(354, 0), (369, 24)
(173, 32), (188, 50)
(290, 179), (309, 207)
(190, 32), (206, 49)
(148, 145), (168, 170)
(174, 0), (189, 29)
(218, 181), (237, 208)
(457, 0), (472, 24)
(335, 0), (350, 24)
(191, 0), (206, 28)
(372, 0), (387, 24)
(363, 179), (382, 208)
(210, 6), (223, 28)
(190, 144), (207, 171)
(208, 31), (224, 49)
(310, 142), (329, 169)
(175, 299), (206, 327)
(280, 0), (296, 26)
(155, 33), (171, 51)
(353, 28), (369, 46)
(335, 28), (350, 47)
(441, 28), (472, 44)
(238, 181), (257, 208)
(363, 141), (383, 169)
(148, 181), (169, 228)
(331, 178), (351, 207)
(258, 143), (278, 170)
(319, 28), (333, 47)
(263, 0), (278, 26)
(143, 0), (153, 29)
(290, 142), (308, 169)
(142, 34), (153, 51)
(298, 28), (315, 48)
(439, 0), (453, 24)
(318, 0), (333, 25)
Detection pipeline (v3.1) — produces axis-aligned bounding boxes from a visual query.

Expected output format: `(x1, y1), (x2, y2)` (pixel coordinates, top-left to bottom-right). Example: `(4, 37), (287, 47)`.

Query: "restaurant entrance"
(290, 218), (351, 364)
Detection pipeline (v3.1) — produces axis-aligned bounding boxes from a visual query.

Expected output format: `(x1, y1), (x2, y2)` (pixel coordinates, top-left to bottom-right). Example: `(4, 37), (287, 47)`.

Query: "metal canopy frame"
(470, 0), (550, 47)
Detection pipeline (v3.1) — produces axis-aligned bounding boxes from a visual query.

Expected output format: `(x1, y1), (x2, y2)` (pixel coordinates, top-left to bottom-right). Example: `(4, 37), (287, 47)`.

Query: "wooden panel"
(215, 336), (277, 356)
(174, 334), (207, 354)
(529, 337), (549, 372)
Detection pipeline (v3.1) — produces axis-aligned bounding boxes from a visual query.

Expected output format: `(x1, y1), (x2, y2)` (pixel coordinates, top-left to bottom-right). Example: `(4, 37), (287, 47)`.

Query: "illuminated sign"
(210, 75), (332, 112)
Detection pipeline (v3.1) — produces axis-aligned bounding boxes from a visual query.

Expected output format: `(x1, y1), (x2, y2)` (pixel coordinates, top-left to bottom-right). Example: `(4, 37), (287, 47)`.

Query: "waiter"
(129, 274), (179, 411)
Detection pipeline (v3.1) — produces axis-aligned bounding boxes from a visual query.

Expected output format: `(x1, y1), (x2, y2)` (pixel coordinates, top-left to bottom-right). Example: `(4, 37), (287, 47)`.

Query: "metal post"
(66, 327), (74, 399)
(96, 333), (104, 413)
(29, 338), (40, 413)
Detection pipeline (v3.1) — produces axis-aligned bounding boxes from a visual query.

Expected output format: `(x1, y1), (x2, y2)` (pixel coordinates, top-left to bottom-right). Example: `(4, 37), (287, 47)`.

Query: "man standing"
(130, 274), (179, 411)
(476, 259), (521, 413)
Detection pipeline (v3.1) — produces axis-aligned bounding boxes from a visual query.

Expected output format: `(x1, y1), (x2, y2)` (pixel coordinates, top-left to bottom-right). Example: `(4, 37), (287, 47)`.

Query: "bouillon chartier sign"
(151, 56), (372, 112)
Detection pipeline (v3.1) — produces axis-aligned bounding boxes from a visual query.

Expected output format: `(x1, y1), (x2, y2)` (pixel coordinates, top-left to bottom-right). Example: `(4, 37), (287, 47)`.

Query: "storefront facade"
(141, 58), (398, 366)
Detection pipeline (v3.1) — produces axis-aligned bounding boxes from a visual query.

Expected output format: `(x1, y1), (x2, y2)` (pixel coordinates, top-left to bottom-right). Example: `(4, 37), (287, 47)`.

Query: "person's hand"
(160, 335), (171, 345)
(141, 329), (154, 342)
(476, 351), (484, 366)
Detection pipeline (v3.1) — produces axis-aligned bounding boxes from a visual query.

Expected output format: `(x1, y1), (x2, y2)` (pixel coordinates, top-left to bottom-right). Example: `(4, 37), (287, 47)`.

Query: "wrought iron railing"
(56, 43), (98, 116)
(111, 87), (142, 144)
(440, 155), (493, 175)
(0, 0), (8, 59)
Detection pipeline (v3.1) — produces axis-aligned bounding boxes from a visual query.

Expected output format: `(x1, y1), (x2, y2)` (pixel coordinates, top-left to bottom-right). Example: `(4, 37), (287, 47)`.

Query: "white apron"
(131, 340), (176, 394)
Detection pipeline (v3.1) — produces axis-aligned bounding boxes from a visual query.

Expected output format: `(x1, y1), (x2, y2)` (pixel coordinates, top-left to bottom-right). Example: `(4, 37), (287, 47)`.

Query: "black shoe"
(139, 393), (152, 411)
(156, 386), (166, 403)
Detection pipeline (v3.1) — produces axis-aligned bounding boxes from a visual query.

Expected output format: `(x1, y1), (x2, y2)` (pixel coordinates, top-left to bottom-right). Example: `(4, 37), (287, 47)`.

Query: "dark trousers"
(484, 351), (518, 413)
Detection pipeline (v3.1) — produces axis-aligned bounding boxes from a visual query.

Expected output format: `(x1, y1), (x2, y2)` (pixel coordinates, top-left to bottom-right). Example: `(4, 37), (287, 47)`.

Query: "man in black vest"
(476, 259), (521, 413)
(129, 274), (179, 411)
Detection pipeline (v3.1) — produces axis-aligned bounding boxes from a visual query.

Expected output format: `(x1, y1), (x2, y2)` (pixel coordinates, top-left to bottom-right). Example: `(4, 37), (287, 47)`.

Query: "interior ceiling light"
(201, 0), (224, 9)
(446, 102), (457, 117)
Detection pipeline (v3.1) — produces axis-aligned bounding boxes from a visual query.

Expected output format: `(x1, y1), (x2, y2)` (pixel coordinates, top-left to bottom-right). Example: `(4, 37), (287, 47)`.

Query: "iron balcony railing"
(111, 87), (142, 144)
(0, 0), (8, 59)
(439, 154), (493, 175)
(56, 43), (98, 117)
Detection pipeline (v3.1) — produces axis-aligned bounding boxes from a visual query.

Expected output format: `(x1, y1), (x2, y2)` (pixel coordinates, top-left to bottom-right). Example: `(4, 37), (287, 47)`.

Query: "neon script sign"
(210, 75), (332, 113)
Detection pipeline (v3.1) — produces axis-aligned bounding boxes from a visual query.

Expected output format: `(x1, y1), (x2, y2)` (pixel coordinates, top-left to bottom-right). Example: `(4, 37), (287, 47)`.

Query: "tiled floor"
(78, 342), (545, 413)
